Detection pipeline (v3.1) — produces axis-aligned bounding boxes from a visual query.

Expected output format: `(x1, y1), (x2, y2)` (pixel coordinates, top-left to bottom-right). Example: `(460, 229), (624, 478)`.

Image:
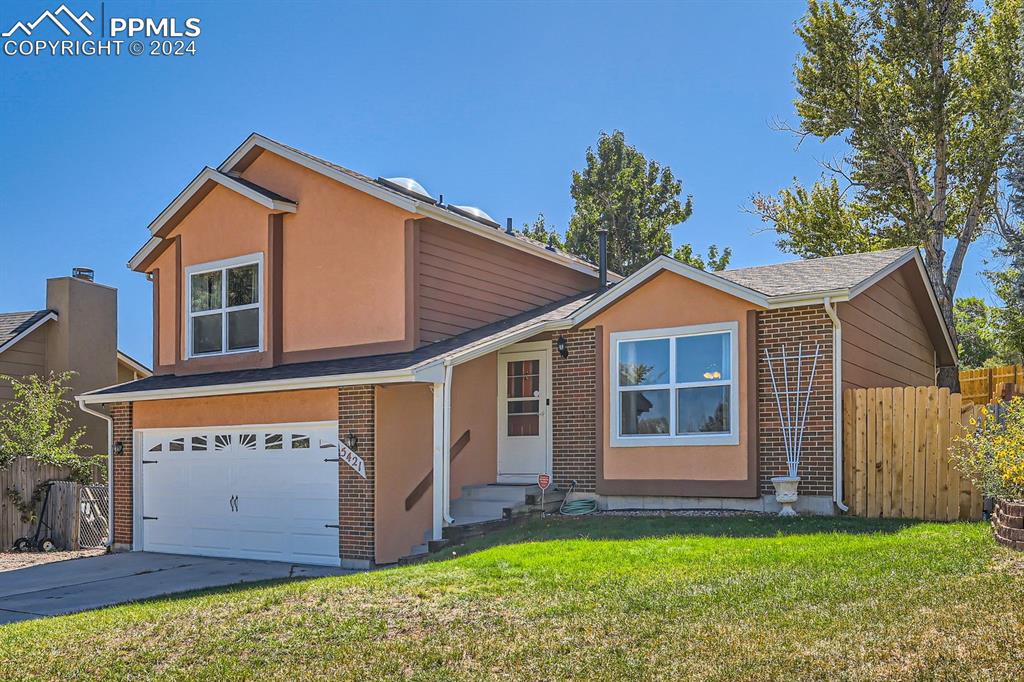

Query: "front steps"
(402, 483), (566, 561)
(452, 483), (565, 525)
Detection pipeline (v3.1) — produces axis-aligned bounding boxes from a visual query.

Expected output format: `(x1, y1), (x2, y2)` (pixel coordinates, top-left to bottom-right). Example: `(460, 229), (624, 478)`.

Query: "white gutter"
(442, 362), (455, 525)
(77, 400), (115, 547)
(822, 297), (849, 513)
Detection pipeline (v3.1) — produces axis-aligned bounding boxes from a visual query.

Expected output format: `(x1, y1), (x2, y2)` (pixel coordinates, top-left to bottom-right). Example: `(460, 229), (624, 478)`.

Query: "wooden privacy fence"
(959, 364), (1024, 405)
(1, 457), (106, 550)
(842, 386), (983, 521)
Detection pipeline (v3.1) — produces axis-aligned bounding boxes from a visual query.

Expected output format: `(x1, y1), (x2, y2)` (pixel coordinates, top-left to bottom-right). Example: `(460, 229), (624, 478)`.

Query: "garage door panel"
(141, 425), (340, 566)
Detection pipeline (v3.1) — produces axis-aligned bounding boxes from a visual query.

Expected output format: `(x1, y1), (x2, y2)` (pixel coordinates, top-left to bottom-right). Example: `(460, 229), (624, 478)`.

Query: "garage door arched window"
(186, 253), (264, 358)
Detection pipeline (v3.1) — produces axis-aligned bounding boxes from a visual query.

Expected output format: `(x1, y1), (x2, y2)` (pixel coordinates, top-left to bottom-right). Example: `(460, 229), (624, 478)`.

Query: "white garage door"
(140, 423), (340, 566)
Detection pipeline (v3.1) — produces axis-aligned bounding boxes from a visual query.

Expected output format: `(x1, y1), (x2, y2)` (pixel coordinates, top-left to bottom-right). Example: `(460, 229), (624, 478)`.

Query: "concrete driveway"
(0, 552), (352, 624)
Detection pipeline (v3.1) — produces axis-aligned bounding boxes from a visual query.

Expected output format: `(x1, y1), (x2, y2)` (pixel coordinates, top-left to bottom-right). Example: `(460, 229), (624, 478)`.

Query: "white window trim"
(610, 321), (740, 447)
(184, 252), (264, 360)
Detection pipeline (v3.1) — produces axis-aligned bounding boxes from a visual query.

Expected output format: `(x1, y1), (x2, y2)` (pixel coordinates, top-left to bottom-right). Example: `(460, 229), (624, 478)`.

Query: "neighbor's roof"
(717, 248), (916, 298)
(0, 310), (56, 354)
(80, 294), (594, 402)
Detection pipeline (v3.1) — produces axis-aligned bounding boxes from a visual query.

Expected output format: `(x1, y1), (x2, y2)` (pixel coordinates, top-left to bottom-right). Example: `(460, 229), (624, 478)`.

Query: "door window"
(506, 359), (541, 437)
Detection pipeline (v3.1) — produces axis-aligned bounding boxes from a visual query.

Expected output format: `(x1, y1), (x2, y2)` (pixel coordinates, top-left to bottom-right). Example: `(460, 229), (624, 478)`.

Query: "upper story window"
(610, 322), (739, 447)
(185, 253), (263, 358)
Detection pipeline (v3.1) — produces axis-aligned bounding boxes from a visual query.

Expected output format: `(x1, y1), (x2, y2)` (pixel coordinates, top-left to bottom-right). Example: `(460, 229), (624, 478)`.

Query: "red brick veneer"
(110, 401), (134, 547)
(757, 306), (835, 497)
(338, 386), (376, 564)
(551, 328), (598, 492)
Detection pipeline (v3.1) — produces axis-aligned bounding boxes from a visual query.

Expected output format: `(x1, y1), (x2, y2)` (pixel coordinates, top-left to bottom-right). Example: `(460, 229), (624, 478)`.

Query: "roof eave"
(0, 311), (57, 355)
(77, 368), (419, 405)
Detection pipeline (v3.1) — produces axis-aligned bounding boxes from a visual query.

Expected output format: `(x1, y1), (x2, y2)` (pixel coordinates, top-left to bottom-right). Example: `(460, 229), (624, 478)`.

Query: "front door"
(497, 346), (550, 483)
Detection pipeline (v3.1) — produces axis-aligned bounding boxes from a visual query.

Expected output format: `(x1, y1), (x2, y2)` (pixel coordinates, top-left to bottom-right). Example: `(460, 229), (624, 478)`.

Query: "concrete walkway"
(0, 552), (352, 624)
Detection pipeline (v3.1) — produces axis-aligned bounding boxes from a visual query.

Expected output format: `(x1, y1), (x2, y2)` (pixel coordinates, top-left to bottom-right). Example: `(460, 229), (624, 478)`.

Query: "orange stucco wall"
(375, 383), (433, 565)
(449, 352), (498, 498)
(240, 151), (414, 354)
(132, 388), (337, 429)
(164, 184), (272, 363)
(153, 245), (178, 368)
(589, 271), (759, 481)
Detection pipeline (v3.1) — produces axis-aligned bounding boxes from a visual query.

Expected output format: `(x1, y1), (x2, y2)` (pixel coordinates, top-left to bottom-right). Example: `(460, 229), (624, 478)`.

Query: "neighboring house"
(78, 133), (956, 568)
(1, 272), (151, 455)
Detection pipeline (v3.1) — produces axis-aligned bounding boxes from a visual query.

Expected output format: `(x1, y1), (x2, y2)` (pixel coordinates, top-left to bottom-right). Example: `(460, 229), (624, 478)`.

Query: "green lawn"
(2, 515), (1022, 680)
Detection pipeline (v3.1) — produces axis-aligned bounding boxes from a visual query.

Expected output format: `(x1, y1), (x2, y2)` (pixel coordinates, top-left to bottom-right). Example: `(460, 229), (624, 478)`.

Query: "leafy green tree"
(520, 213), (564, 250)
(566, 130), (727, 275)
(0, 372), (99, 481)
(953, 297), (1001, 368)
(751, 0), (1023, 386)
(673, 243), (732, 272)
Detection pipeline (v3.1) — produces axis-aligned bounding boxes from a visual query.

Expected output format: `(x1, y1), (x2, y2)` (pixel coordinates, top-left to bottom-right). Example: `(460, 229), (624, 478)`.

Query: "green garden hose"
(559, 481), (597, 516)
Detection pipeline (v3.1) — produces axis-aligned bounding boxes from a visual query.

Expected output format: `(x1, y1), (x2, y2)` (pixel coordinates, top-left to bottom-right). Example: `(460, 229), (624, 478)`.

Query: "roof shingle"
(0, 310), (53, 350)
(716, 247), (915, 297)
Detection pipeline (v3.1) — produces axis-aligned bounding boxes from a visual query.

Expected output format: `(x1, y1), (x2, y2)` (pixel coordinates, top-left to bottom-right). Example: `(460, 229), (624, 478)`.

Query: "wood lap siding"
(416, 220), (596, 343)
(0, 327), (47, 402)
(839, 267), (936, 391)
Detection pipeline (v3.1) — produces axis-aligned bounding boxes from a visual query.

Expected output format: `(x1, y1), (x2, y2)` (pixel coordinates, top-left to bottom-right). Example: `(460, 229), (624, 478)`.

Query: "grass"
(1, 515), (1022, 680)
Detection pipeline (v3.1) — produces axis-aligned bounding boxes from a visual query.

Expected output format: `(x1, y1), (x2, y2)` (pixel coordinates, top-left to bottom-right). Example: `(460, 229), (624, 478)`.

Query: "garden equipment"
(12, 481), (57, 552)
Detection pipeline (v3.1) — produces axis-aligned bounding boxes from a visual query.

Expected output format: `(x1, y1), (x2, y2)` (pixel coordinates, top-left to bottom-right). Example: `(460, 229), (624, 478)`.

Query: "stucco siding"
(839, 266), (936, 391)
(0, 326), (47, 402)
(375, 383), (433, 564)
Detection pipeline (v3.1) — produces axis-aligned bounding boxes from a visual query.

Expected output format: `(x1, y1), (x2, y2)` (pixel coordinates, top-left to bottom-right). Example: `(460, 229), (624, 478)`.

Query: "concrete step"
(459, 484), (539, 502)
(450, 513), (504, 527)
(409, 543), (428, 556)
(450, 498), (510, 518)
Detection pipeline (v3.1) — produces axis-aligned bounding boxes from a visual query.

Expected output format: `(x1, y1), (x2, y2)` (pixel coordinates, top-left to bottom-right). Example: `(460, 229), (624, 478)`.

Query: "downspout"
(77, 400), (114, 547)
(822, 298), (849, 512)
(442, 362), (455, 525)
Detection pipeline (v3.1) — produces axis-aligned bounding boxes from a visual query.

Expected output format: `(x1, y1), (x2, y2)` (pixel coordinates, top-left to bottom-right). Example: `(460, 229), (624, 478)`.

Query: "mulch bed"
(0, 548), (105, 572)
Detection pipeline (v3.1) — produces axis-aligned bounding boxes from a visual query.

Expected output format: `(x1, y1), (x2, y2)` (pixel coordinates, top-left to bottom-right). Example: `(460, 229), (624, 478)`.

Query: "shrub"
(0, 371), (102, 482)
(952, 397), (1024, 501)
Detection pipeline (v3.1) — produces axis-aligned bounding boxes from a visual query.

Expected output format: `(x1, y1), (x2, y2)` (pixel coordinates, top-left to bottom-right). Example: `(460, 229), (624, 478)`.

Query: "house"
(77, 133), (956, 568)
(0, 271), (151, 455)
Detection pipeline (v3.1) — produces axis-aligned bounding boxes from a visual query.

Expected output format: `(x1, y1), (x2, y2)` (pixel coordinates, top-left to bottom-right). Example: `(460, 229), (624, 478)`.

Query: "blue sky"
(0, 0), (999, 366)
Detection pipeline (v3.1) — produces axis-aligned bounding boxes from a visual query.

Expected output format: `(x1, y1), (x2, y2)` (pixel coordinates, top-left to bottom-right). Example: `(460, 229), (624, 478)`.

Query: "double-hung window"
(186, 254), (263, 358)
(611, 322), (739, 446)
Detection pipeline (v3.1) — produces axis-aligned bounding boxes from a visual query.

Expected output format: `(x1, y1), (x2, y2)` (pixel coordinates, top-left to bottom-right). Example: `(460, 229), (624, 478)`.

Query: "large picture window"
(186, 254), (263, 358)
(611, 322), (739, 447)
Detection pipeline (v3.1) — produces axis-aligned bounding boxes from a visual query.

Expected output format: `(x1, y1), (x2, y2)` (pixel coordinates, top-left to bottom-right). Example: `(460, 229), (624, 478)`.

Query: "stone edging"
(992, 500), (1024, 551)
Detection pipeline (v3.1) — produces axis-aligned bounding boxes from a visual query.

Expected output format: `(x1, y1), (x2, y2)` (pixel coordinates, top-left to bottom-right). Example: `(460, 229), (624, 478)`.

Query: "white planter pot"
(771, 476), (801, 517)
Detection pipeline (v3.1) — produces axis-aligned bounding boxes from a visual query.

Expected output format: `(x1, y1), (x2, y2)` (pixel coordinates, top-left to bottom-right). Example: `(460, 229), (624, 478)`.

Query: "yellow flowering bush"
(952, 398), (1024, 501)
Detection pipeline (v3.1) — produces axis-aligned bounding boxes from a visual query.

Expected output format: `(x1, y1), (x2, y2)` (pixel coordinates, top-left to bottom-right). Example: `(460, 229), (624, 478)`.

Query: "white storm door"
(497, 348), (550, 483)
(139, 424), (340, 566)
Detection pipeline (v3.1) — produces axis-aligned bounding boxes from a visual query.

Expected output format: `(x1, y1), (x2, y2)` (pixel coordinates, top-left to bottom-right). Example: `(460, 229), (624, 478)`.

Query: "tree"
(520, 213), (564, 250)
(566, 130), (728, 275)
(673, 243), (732, 272)
(751, 0), (1023, 387)
(953, 297), (1000, 368)
(0, 371), (99, 481)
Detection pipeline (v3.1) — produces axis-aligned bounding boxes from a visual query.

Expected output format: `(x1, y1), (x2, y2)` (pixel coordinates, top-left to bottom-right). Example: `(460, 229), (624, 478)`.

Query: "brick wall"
(992, 500), (1024, 551)
(757, 306), (835, 497)
(338, 386), (376, 564)
(110, 401), (134, 547)
(551, 328), (598, 492)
